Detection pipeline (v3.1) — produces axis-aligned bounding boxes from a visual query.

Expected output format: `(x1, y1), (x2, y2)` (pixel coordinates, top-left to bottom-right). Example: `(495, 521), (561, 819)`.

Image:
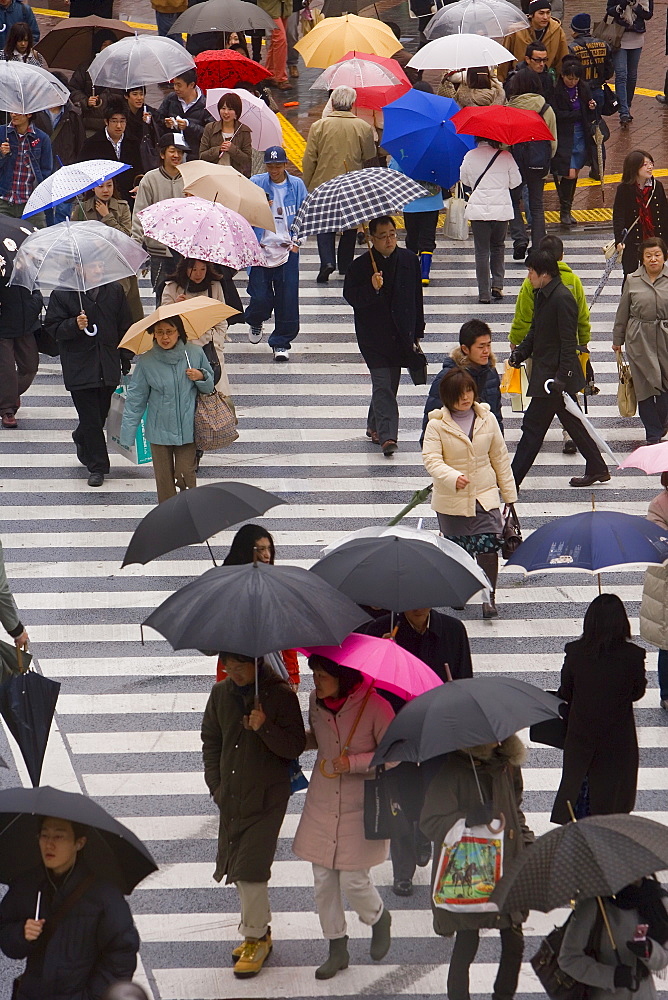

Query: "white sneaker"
(273, 348), (289, 363)
(248, 325), (263, 344)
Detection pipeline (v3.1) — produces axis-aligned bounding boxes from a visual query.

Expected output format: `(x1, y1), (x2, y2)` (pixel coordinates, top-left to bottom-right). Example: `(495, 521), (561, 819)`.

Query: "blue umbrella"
(506, 511), (668, 576)
(381, 90), (475, 190)
(22, 159), (132, 219)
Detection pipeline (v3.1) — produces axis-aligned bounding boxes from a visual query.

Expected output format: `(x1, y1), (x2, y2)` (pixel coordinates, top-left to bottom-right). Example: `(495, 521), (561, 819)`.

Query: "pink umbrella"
(298, 633), (442, 700)
(311, 56), (411, 111)
(618, 442), (668, 475)
(137, 196), (266, 270)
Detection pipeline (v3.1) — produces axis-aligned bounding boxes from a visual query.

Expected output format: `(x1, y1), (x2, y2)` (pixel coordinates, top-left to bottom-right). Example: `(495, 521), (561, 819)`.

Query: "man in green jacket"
(508, 234), (590, 454)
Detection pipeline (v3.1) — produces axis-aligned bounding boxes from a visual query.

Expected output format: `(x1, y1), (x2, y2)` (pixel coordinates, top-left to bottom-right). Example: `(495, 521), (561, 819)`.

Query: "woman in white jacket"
(459, 138), (522, 304)
(422, 368), (517, 618)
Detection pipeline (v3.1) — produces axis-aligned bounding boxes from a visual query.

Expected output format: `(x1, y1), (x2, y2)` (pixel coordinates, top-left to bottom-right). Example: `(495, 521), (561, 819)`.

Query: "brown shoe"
(289, 64), (299, 78)
(382, 440), (398, 457)
(1, 413), (17, 428)
(276, 80), (293, 90)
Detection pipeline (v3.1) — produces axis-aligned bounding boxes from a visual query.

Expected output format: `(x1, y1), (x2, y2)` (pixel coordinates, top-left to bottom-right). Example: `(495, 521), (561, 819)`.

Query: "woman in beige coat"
(422, 368), (517, 619)
(640, 472), (668, 709)
(292, 656), (394, 981)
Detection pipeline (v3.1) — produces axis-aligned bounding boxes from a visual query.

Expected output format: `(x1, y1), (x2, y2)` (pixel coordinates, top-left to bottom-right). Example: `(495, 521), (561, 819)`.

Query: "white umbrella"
(205, 88), (282, 151)
(89, 35), (195, 90)
(543, 380), (620, 466)
(425, 0), (530, 40)
(0, 62), (70, 114)
(407, 32), (514, 71)
(22, 159), (132, 219)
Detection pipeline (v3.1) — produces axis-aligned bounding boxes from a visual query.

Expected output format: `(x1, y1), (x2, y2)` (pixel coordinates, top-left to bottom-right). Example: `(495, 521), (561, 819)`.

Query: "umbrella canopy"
(407, 33), (514, 71)
(0, 216), (39, 282)
(294, 14), (402, 68)
(372, 677), (563, 765)
(451, 104), (555, 144)
(89, 34), (195, 90)
(205, 87), (282, 150)
(143, 561), (369, 656)
(10, 220), (148, 294)
(291, 168), (428, 241)
(0, 786), (157, 893)
(118, 296), (239, 355)
(506, 510), (668, 575)
(619, 442), (668, 475)
(171, 0), (276, 36)
(22, 159), (132, 219)
(0, 62), (70, 115)
(491, 814), (668, 914)
(382, 90), (474, 188)
(311, 525), (491, 610)
(35, 16), (133, 70)
(0, 639), (32, 682)
(138, 196), (266, 270)
(177, 161), (276, 232)
(425, 0), (530, 39)
(122, 481), (286, 566)
(0, 671), (60, 786)
(311, 57), (411, 111)
(192, 48), (273, 89)
(298, 634), (442, 700)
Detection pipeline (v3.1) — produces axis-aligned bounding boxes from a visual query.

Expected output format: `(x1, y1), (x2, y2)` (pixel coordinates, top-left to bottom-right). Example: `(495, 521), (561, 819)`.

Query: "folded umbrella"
(192, 48), (273, 89)
(118, 296), (239, 356)
(0, 785), (157, 893)
(0, 639), (32, 683)
(22, 159), (132, 219)
(0, 62), (70, 114)
(35, 16), (134, 71)
(171, 0), (276, 36)
(121, 481), (286, 566)
(589, 246), (621, 310)
(0, 669), (60, 786)
(382, 90), (474, 189)
(311, 57), (410, 111)
(618, 441), (668, 475)
(425, 0), (529, 39)
(451, 104), (555, 145)
(89, 34), (195, 90)
(407, 33), (514, 71)
(557, 389), (619, 465)
(294, 14), (402, 68)
(177, 161), (276, 232)
(205, 87), (282, 151)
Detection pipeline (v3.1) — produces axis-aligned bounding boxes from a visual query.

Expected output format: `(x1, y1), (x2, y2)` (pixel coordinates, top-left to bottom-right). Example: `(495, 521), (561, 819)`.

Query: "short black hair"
(539, 234), (564, 259)
(506, 67), (543, 97)
(525, 41), (548, 59)
(460, 319), (491, 350)
(38, 816), (89, 840)
(561, 56), (583, 79)
(308, 654), (363, 698)
(148, 314), (187, 342)
(526, 248), (559, 277)
(384, 19), (401, 40)
(173, 68), (197, 87)
(369, 215), (396, 235)
(103, 97), (127, 122)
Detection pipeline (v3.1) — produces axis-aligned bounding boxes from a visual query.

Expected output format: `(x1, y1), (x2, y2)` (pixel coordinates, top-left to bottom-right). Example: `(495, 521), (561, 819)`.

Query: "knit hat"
(570, 12), (591, 31)
(524, 0), (551, 15)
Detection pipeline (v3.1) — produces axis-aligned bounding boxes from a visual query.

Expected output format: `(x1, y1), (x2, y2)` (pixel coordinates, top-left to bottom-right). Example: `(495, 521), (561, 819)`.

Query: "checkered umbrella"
(291, 168), (429, 241)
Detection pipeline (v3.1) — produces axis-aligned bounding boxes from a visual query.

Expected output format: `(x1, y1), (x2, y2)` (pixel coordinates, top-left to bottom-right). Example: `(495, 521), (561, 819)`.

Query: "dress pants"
(470, 220), (507, 298)
(448, 925), (524, 1000)
(404, 210), (439, 254)
(236, 880), (271, 939)
(151, 442), (197, 503)
(511, 394), (608, 488)
(70, 385), (116, 475)
(312, 864), (383, 939)
(387, 763), (431, 881)
(316, 230), (357, 274)
(0, 332), (39, 415)
(367, 366), (401, 445)
(638, 391), (668, 443)
(657, 649), (668, 700)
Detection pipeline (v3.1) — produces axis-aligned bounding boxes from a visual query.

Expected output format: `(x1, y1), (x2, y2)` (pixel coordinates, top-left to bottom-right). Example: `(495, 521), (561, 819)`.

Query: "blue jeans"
(156, 10), (184, 40)
(658, 649), (668, 700)
(613, 46), (643, 117)
(244, 251), (300, 349)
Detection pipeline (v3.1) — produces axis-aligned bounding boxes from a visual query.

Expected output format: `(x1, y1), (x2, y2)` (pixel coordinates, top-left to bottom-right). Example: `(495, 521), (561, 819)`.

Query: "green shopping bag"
(106, 386), (152, 465)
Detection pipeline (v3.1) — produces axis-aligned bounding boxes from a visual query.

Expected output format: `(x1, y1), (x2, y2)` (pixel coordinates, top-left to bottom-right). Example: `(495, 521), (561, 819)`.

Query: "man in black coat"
(0, 283), (43, 429)
(45, 261), (132, 488)
(343, 215), (426, 457)
(509, 249), (609, 489)
(78, 99), (142, 204)
(156, 69), (212, 152)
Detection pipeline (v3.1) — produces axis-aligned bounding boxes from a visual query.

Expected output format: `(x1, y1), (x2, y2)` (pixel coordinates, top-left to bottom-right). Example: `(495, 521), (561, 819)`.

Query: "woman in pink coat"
(292, 656), (395, 980)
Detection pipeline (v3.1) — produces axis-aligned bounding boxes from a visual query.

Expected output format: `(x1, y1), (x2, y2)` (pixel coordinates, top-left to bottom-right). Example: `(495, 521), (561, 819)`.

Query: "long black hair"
(5, 21), (35, 60)
(223, 524), (275, 565)
(167, 257), (224, 294)
(308, 654), (363, 698)
(582, 593), (631, 659)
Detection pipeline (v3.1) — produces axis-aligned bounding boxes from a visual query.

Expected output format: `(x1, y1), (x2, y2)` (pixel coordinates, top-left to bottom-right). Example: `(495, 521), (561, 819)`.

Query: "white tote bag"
(444, 184), (469, 241)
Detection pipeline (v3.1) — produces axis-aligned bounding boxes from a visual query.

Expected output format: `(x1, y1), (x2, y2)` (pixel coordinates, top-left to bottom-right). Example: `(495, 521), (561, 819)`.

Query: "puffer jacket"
(459, 143), (521, 222)
(640, 490), (668, 648)
(421, 347), (503, 442)
(422, 400), (517, 516)
(119, 340), (214, 447)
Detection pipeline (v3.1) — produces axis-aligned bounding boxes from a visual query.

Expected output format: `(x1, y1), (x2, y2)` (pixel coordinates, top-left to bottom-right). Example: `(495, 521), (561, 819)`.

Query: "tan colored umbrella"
(177, 161), (276, 232)
(35, 16), (134, 71)
(294, 13), (401, 68)
(119, 296), (239, 355)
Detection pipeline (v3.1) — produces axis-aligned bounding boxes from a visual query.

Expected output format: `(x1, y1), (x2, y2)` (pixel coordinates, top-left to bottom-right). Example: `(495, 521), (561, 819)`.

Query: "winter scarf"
(621, 0), (650, 25)
(614, 878), (668, 946)
(636, 183), (656, 238)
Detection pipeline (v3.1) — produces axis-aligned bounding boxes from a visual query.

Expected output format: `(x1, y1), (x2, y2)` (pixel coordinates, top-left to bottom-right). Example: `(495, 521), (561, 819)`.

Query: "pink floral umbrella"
(298, 633), (442, 700)
(137, 196), (266, 269)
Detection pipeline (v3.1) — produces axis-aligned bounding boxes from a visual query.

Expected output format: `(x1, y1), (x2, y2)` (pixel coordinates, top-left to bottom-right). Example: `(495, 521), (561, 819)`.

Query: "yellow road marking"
(33, 7), (157, 29)
(278, 112), (307, 170)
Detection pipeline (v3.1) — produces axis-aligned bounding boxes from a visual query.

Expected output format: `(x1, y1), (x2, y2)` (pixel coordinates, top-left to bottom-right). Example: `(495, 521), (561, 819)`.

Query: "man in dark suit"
(78, 98), (142, 204)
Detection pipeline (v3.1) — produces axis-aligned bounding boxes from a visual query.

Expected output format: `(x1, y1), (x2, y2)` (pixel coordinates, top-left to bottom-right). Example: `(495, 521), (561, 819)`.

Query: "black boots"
(315, 936), (350, 980)
(558, 178), (577, 227)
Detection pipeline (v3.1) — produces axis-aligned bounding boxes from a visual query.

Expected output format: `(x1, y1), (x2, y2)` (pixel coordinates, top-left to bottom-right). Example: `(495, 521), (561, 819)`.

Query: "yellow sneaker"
(232, 928), (272, 963)
(233, 933), (273, 978)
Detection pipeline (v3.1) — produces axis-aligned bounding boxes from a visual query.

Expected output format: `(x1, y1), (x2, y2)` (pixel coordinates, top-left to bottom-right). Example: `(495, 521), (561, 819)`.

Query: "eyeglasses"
(108, 117), (126, 124)
(529, 55), (548, 63)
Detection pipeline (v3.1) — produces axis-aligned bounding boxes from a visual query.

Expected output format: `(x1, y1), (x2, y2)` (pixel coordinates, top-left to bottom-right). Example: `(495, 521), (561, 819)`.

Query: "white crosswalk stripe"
(1, 231), (665, 1000)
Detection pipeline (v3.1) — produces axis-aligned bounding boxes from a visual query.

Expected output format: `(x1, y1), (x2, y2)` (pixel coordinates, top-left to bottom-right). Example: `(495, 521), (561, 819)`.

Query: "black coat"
(551, 637), (646, 824)
(0, 283), (42, 339)
(421, 348), (503, 444)
(513, 275), (584, 398)
(78, 133), (142, 203)
(343, 247), (425, 369)
(0, 861), (139, 1000)
(613, 178), (668, 275)
(33, 104), (85, 166)
(68, 64), (118, 133)
(362, 610), (473, 684)
(45, 284), (132, 392)
(550, 78), (597, 177)
(156, 92), (213, 151)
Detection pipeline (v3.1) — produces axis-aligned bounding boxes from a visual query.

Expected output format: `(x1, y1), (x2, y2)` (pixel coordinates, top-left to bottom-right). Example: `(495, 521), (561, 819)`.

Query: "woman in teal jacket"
(120, 315), (214, 502)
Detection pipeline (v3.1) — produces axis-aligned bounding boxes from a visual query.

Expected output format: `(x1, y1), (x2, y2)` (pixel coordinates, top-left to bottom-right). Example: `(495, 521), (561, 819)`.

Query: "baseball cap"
(158, 132), (190, 152)
(264, 145), (288, 164)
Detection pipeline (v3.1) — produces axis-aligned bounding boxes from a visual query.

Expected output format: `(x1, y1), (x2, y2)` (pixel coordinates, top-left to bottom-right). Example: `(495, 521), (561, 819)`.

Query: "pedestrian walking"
(606, 0), (653, 127)
(568, 13), (615, 115)
(612, 238), (668, 445)
(422, 368), (516, 619)
(509, 249), (610, 488)
(119, 315), (214, 503)
(2, 21), (46, 66)
(260, 0), (291, 91)
(0, 0), (39, 43)
(0, 112), (52, 227)
(199, 92), (252, 176)
(503, 42), (556, 103)
(420, 734), (534, 1000)
(459, 138), (521, 304)
(499, 1), (568, 81)
(551, 593), (646, 823)
(33, 78), (85, 223)
(551, 58), (598, 228)
(0, 282), (42, 430)
(244, 145), (307, 360)
(151, 0), (186, 39)
(640, 473), (668, 710)
(343, 215), (425, 457)
(613, 150), (668, 278)
(438, 66), (506, 108)
(44, 261), (132, 488)
(157, 69), (212, 150)
(388, 155), (444, 287)
(0, 535), (28, 651)
(122, 87), (161, 154)
(0, 815), (140, 999)
(79, 99), (142, 205)
(201, 651), (306, 978)
(68, 29), (117, 133)
(301, 86), (377, 283)
(292, 655), (394, 980)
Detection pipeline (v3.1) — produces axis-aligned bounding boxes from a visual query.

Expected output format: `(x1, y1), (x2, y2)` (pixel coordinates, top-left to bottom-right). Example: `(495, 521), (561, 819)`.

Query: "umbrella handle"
(84, 324), (98, 337)
(487, 812), (505, 834)
(544, 379), (555, 393)
(319, 756), (345, 779)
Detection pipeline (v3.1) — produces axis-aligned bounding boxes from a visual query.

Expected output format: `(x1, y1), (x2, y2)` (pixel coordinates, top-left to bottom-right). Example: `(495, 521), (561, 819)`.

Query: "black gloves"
(549, 377), (566, 395)
(614, 965), (637, 990)
(465, 801), (495, 827)
(627, 938), (652, 960)
(121, 358), (132, 376)
(508, 351), (522, 369)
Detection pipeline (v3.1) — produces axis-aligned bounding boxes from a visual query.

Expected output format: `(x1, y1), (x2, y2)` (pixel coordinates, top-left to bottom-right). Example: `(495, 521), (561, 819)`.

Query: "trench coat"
(640, 490), (668, 648)
(612, 265), (668, 402)
(550, 637), (646, 825)
(420, 735), (534, 935)
(292, 682), (394, 871)
(201, 663), (306, 883)
(301, 111), (377, 191)
(512, 274), (585, 398)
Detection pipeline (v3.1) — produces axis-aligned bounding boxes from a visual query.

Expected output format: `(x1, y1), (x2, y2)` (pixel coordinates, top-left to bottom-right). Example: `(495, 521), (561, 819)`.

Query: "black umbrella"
(371, 677), (563, 765)
(0, 670), (60, 786)
(0, 786), (157, 893)
(0, 638), (32, 684)
(171, 0), (276, 35)
(121, 481), (286, 567)
(0, 216), (40, 280)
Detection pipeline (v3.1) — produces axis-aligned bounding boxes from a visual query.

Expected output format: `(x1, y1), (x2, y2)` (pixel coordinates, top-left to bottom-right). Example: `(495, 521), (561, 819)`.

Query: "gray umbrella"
(171, 0), (276, 35)
(491, 813), (668, 913)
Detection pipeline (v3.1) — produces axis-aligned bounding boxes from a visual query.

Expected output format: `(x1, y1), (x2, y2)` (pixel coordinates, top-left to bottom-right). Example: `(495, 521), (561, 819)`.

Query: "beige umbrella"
(177, 161), (276, 232)
(119, 296), (239, 356)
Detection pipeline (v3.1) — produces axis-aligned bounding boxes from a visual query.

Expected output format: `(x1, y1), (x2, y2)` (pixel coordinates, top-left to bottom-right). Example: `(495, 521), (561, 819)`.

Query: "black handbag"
(501, 503), (522, 559)
(601, 83), (619, 117)
(34, 323), (59, 357)
(409, 343), (428, 385)
(364, 765), (394, 840)
(531, 905), (604, 1000)
(202, 340), (221, 386)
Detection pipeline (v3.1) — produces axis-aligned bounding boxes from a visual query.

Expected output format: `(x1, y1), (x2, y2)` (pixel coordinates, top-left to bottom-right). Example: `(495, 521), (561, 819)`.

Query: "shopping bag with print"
(432, 816), (504, 912)
(106, 386), (152, 466)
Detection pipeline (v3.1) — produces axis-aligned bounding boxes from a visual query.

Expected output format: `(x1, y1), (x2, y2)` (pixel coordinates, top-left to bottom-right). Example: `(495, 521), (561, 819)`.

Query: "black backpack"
(512, 103), (553, 178)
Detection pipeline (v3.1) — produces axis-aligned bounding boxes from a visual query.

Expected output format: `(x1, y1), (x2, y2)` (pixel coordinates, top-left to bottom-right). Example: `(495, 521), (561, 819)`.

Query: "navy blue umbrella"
(0, 670), (60, 787)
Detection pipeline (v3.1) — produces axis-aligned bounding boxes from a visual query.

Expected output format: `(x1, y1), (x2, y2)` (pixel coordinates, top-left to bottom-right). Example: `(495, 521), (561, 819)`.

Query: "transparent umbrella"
(0, 62), (70, 114)
(425, 0), (529, 40)
(89, 34), (195, 90)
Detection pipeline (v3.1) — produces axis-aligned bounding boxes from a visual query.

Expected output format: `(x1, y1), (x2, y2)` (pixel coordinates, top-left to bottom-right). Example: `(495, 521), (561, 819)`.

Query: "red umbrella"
(194, 49), (272, 91)
(451, 105), (555, 145)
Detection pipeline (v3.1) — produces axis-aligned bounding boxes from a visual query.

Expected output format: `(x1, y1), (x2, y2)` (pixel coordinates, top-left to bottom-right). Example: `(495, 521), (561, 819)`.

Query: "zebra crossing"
(1, 229), (667, 1000)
